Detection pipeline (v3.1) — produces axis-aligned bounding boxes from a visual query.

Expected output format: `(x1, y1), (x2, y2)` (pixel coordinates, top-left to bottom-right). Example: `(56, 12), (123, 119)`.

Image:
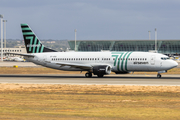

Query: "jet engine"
(92, 65), (111, 76)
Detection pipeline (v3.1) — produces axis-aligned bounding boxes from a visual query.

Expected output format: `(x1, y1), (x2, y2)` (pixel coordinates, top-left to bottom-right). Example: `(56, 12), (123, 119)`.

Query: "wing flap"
(56, 62), (92, 70)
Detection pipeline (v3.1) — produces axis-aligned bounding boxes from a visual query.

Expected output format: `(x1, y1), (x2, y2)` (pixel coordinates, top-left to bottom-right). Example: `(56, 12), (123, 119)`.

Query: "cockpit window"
(161, 57), (170, 60)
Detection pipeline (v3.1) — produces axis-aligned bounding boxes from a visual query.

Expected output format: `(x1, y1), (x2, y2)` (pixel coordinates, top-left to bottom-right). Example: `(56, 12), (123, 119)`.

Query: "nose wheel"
(85, 72), (92, 78)
(157, 74), (161, 78)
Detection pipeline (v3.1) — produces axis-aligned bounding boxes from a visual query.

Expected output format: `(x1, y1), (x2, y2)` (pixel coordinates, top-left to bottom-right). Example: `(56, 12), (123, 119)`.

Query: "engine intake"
(93, 65), (111, 75)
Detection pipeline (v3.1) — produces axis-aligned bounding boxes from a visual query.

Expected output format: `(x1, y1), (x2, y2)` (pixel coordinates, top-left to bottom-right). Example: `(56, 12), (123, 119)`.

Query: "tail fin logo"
(21, 24), (44, 53)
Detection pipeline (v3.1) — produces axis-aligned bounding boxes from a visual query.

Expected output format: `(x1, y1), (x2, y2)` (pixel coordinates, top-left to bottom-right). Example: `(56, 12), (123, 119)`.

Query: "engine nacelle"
(93, 65), (111, 75)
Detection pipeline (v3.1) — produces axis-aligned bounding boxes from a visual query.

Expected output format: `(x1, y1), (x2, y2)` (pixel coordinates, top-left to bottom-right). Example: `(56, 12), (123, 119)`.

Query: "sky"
(1, 0), (180, 40)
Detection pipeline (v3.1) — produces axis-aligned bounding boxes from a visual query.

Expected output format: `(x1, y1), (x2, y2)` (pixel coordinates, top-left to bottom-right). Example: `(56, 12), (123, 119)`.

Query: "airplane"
(6, 24), (178, 78)
(5, 56), (25, 62)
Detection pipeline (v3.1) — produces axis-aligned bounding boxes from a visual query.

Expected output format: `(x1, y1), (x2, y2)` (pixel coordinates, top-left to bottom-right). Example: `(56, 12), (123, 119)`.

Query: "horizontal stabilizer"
(4, 53), (34, 57)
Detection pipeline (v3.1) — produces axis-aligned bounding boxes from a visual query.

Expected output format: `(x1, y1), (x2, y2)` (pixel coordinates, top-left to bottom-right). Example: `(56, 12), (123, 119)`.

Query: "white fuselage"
(24, 51), (178, 73)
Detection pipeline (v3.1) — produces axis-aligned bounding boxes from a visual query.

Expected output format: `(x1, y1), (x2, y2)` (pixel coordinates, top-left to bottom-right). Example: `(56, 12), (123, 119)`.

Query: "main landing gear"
(97, 74), (104, 78)
(157, 74), (161, 78)
(85, 72), (92, 78)
(85, 72), (104, 78)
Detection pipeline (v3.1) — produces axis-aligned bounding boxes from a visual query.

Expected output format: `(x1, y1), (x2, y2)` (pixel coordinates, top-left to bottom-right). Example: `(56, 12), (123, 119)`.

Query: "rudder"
(21, 24), (57, 53)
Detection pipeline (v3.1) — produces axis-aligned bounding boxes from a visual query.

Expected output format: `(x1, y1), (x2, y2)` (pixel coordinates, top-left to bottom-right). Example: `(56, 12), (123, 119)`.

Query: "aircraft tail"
(21, 24), (57, 53)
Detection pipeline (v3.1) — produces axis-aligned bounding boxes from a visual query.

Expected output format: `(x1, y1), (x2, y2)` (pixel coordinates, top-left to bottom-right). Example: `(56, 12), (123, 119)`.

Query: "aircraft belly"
(46, 63), (83, 71)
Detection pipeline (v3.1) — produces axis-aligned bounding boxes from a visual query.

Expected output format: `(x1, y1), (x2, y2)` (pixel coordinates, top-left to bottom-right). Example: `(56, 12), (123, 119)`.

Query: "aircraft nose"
(170, 61), (178, 68)
(173, 61), (178, 67)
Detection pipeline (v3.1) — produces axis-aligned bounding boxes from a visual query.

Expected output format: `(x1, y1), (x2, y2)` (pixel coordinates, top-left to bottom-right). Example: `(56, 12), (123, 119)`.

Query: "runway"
(0, 74), (180, 86)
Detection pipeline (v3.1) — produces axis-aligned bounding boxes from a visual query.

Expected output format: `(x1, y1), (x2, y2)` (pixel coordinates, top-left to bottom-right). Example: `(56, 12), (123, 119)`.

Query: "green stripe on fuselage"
(121, 52), (129, 71)
(125, 52), (132, 71)
(117, 53), (124, 71)
(112, 55), (118, 66)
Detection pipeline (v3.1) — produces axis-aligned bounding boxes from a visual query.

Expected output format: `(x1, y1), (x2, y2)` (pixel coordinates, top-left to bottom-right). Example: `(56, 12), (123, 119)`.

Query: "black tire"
(85, 73), (92, 78)
(89, 73), (92, 77)
(157, 74), (161, 78)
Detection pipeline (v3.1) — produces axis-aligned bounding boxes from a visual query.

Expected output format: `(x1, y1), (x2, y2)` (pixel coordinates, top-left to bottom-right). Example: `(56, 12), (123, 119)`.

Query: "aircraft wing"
(4, 53), (34, 57)
(56, 62), (92, 70)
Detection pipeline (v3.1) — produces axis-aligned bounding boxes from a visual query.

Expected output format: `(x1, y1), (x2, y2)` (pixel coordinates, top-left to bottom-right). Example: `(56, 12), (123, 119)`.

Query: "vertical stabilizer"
(21, 24), (56, 53)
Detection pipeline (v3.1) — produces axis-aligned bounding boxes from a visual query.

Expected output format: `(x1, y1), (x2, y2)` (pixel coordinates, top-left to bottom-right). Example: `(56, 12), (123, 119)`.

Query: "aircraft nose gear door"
(150, 55), (155, 65)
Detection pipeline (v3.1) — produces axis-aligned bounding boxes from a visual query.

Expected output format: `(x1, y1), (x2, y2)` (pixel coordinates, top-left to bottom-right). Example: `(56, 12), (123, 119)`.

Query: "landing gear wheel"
(157, 74), (161, 78)
(97, 74), (104, 78)
(85, 72), (92, 78)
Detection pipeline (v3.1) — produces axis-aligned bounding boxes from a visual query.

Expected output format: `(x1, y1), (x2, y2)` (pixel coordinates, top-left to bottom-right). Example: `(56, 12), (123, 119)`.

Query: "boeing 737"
(7, 24), (178, 78)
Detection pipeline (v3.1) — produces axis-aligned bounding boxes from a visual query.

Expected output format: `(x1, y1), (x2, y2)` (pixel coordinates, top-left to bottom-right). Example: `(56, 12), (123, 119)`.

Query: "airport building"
(2, 46), (26, 58)
(68, 40), (180, 56)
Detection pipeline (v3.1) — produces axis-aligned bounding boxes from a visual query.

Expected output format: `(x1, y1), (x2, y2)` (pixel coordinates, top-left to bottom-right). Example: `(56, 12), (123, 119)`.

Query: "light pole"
(75, 29), (77, 51)
(0, 14), (3, 62)
(148, 31), (151, 40)
(3, 20), (7, 48)
(155, 28), (157, 52)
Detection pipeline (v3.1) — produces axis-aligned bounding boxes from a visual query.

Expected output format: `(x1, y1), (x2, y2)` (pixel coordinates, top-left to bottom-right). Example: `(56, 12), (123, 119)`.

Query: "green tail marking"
(40, 45), (44, 53)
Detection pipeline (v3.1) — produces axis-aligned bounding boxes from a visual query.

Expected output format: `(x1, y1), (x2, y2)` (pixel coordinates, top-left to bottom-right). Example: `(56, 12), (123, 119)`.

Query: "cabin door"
(150, 55), (155, 65)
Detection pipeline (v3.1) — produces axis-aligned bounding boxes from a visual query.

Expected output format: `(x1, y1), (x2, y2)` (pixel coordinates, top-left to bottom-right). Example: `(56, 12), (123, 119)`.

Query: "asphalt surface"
(0, 74), (180, 86)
